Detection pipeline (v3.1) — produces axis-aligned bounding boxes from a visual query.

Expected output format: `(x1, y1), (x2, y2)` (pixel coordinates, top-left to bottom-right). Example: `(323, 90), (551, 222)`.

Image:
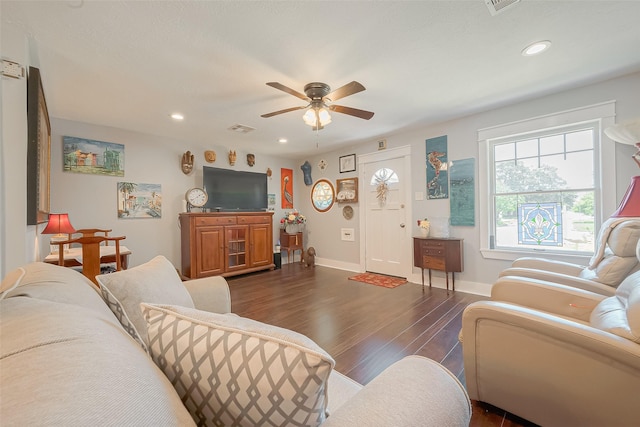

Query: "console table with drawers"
(413, 237), (464, 292)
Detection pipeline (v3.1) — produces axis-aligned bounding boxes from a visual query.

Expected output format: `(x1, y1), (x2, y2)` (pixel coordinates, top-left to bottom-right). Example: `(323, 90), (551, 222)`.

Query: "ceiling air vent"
(484, 0), (520, 16)
(228, 124), (255, 134)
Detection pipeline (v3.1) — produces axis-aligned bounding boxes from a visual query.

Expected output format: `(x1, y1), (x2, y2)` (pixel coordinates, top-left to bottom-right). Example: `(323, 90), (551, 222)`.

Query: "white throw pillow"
(96, 255), (194, 347)
(141, 303), (334, 427)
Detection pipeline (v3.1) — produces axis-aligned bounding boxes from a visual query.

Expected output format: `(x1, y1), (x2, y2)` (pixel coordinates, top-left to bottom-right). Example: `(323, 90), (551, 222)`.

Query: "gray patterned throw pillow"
(141, 303), (335, 427)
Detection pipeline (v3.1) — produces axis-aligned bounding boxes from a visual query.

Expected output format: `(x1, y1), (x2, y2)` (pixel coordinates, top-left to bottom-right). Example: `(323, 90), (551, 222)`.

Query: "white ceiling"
(4, 1), (640, 159)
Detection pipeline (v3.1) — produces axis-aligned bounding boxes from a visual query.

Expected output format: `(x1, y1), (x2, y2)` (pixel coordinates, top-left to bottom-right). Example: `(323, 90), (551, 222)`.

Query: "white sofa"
(499, 218), (640, 296)
(461, 268), (640, 426)
(0, 260), (471, 426)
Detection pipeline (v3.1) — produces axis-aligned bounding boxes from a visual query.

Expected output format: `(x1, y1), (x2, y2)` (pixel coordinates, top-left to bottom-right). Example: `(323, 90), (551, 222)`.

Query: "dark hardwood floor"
(226, 263), (537, 427)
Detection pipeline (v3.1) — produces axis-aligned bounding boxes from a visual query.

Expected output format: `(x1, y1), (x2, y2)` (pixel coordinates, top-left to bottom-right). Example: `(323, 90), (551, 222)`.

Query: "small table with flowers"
(280, 229), (304, 264)
(280, 211), (306, 264)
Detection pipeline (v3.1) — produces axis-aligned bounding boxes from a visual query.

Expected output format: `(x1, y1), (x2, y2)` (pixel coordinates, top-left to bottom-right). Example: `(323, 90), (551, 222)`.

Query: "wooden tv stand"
(179, 212), (275, 279)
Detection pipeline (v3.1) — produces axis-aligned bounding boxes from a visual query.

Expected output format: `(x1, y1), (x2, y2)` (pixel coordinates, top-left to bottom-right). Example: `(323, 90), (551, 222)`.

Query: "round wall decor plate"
(342, 205), (354, 220)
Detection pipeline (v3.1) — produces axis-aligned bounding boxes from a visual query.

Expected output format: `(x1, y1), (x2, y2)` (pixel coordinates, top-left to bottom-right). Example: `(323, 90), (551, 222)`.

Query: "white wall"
(50, 119), (299, 268)
(300, 72), (640, 290)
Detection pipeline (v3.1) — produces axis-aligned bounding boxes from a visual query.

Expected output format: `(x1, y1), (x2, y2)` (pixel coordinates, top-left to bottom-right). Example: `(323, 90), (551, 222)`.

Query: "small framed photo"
(377, 139), (387, 150)
(336, 177), (358, 203)
(339, 154), (356, 173)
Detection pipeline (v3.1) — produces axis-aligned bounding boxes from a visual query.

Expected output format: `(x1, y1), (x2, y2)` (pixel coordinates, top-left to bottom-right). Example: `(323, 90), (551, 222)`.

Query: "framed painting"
(26, 66), (51, 225)
(117, 182), (162, 219)
(336, 177), (358, 203)
(281, 168), (293, 208)
(450, 158), (475, 226)
(63, 136), (125, 176)
(426, 135), (449, 199)
(339, 154), (356, 173)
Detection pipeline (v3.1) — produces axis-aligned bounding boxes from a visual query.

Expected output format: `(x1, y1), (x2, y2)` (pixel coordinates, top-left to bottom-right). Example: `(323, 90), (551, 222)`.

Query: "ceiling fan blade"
(261, 105), (307, 118)
(329, 104), (375, 120)
(325, 81), (366, 102)
(266, 82), (309, 101)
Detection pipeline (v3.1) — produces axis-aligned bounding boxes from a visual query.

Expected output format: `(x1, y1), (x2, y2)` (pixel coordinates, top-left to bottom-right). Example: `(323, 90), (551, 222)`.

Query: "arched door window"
(370, 168), (399, 206)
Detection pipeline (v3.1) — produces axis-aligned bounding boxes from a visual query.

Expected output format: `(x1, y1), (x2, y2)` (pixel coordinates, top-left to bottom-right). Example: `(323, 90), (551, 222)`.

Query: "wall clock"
(185, 187), (208, 212)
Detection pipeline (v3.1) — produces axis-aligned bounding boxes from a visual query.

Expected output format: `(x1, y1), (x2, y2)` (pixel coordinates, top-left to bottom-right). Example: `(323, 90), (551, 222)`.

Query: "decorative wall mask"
(181, 150), (194, 175)
(204, 150), (216, 163)
(301, 161), (312, 185)
(228, 150), (237, 166)
(247, 153), (255, 167)
(266, 167), (272, 178)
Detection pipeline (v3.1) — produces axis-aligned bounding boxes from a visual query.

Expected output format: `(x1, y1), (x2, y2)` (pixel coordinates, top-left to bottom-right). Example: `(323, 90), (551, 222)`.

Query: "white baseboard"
(314, 257), (361, 273)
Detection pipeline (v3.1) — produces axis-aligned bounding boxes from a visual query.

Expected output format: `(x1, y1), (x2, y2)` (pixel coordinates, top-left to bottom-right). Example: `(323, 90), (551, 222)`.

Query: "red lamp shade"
(42, 213), (76, 235)
(611, 176), (640, 217)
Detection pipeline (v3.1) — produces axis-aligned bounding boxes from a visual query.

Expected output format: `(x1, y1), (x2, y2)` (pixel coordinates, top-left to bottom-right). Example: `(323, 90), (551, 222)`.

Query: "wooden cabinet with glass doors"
(179, 212), (275, 279)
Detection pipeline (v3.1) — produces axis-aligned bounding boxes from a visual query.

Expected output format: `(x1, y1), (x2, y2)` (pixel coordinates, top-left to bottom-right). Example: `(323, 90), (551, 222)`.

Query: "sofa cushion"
(141, 303), (334, 427)
(0, 296), (195, 426)
(2, 262), (120, 325)
(591, 286), (640, 343)
(0, 266), (25, 297)
(96, 255), (194, 347)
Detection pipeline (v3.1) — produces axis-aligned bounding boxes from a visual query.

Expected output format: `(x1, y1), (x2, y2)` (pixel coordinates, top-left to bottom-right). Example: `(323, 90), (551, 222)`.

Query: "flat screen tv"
(203, 166), (268, 212)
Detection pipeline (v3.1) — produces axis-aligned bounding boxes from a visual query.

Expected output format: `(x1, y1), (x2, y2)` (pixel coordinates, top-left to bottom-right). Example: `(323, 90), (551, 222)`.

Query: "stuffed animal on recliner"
(301, 247), (316, 268)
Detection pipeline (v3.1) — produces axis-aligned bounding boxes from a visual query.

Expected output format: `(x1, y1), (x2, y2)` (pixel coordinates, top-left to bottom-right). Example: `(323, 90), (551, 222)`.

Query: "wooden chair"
(56, 235), (126, 286)
(67, 228), (113, 246)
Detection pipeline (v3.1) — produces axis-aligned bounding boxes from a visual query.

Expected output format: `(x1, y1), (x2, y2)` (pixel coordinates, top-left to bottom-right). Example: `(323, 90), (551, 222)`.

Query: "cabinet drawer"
(423, 248), (444, 256)
(420, 240), (445, 250)
(238, 215), (271, 224)
(422, 255), (446, 270)
(195, 216), (236, 226)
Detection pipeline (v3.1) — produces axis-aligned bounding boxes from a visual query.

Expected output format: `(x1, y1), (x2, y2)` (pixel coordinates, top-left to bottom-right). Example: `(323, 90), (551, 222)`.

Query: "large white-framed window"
(478, 101), (616, 262)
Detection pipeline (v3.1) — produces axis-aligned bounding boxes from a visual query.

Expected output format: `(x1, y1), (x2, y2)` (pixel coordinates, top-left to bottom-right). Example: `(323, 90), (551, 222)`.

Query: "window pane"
(544, 151), (594, 189)
(516, 139), (538, 158)
(566, 129), (593, 151)
(539, 134), (564, 155)
(494, 143), (514, 161)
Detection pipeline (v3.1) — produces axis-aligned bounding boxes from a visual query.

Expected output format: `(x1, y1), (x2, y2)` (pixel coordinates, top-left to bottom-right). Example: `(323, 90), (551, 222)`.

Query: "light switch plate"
(1, 60), (25, 79)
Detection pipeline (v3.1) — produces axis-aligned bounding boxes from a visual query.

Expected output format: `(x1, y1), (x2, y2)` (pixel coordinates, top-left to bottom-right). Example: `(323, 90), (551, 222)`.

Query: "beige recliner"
(499, 217), (640, 295)
(461, 265), (640, 426)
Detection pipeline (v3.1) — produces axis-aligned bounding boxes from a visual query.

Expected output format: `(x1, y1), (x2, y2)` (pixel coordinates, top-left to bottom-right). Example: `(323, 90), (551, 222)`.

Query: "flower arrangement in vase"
(281, 210), (306, 234)
(417, 218), (430, 237)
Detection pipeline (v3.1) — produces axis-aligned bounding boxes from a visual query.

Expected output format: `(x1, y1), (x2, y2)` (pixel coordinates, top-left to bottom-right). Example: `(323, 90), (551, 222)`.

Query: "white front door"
(362, 152), (410, 277)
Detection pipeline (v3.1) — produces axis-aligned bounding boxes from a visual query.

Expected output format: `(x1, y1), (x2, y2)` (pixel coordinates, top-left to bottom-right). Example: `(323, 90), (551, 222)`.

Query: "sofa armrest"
(322, 356), (471, 427)
(498, 267), (616, 296)
(510, 257), (586, 276)
(182, 276), (231, 314)
(492, 276), (605, 322)
(461, 301), (640, 427)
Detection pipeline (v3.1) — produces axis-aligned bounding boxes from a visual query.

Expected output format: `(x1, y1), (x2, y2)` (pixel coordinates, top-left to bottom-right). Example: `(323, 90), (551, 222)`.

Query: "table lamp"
(604, 118), (640, 217)
(42, 213), (76, 254)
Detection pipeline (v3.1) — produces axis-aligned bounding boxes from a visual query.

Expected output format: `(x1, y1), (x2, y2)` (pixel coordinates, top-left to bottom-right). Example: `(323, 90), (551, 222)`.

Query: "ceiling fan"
(261, 81), (374, 130)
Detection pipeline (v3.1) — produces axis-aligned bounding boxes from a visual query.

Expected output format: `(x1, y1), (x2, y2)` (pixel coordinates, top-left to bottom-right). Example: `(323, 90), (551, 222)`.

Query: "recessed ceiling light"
(522, 40), (551, 56)
(170, 113), (184, 121)
(278, 138), (288, 144)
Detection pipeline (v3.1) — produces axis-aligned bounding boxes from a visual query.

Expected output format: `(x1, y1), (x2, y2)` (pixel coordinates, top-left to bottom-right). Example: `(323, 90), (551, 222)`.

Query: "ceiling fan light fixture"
(303, 107), (331, 128)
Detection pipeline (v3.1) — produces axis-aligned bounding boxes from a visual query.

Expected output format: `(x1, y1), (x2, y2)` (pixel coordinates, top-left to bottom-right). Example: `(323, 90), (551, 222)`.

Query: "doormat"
(348, 272), (407, 289)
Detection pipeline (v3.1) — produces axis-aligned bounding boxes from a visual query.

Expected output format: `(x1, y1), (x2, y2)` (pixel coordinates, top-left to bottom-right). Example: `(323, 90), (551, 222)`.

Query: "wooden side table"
(413, 237), (463, 292)
(280, 229), (304, 264)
